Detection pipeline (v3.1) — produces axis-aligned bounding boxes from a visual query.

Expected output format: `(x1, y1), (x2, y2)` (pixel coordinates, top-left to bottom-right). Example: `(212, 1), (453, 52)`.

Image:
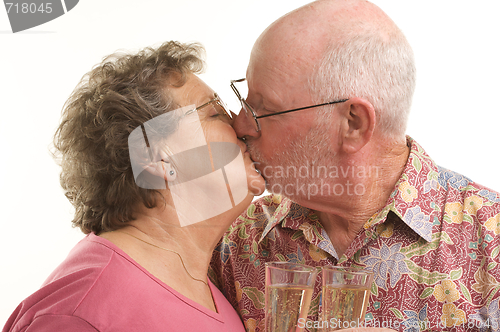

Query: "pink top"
(3, 233), (245, 332)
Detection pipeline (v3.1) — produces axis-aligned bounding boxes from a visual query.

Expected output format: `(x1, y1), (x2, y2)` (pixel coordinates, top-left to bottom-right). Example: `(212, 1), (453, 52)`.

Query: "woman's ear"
(144, 161), (177, 182)
(162, 161), (177, 182)
(340, 97), (376, 154)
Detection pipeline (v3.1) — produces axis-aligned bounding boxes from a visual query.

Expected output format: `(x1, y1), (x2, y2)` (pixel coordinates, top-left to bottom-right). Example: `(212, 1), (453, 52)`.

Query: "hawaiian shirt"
(209, 137), (500, 332)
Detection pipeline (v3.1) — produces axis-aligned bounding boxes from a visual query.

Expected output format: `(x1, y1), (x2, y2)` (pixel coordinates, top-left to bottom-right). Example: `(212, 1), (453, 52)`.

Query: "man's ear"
(340, 97), (376, 154)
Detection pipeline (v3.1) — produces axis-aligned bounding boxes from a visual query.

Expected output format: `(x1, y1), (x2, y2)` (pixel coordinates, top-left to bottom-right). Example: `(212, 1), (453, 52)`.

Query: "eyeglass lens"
(196, 94), (233, 123)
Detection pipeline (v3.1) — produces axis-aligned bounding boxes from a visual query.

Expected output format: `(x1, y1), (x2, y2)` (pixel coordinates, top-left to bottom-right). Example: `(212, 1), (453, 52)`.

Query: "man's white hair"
(310, 25), (416, 139)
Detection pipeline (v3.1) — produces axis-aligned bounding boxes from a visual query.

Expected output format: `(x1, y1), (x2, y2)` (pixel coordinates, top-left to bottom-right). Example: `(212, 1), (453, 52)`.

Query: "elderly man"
(210, 0), (500, 331)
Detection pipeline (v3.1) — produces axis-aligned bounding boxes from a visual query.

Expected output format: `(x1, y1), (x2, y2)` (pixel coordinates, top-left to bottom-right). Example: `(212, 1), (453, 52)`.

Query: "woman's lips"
(237, 140), (247, 153)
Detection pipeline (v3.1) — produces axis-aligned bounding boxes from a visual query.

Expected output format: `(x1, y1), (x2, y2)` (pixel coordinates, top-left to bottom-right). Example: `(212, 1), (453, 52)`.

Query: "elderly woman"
(3, 41), (265, 331)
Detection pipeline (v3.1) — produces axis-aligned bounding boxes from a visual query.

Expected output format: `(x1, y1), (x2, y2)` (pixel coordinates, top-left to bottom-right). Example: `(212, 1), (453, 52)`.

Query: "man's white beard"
(247, 121), (336, 201)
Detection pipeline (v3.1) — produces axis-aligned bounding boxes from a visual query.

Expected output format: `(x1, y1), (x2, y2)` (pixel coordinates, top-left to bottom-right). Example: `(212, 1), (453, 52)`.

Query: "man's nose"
(232, 110), (260, 139)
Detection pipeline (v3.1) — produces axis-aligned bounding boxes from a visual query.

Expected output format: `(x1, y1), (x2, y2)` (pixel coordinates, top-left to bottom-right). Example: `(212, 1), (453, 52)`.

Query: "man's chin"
(264, 178), (288, 196)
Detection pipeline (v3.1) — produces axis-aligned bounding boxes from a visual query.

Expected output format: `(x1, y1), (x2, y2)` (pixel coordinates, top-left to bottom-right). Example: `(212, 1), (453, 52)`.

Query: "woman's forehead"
(169, 74), (215, 108)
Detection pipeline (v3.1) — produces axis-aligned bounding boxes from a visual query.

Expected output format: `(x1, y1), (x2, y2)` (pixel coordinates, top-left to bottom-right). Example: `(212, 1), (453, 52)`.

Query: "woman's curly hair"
(53, 41), (205, 234)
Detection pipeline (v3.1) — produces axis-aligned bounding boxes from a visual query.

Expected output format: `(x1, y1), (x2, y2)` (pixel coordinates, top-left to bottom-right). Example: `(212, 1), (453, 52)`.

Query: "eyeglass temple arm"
(230, 82), (242, 100)
(255, 99), (349, 119)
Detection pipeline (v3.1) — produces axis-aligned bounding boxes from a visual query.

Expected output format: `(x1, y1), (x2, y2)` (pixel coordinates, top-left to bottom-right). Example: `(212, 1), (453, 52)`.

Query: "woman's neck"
(99, 222), (218, 311)
(98, 193), (254, 312)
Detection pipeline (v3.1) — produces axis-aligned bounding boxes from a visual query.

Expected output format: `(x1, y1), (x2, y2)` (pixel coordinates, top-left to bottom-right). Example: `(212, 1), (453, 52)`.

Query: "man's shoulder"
(415, 164), (500, 248)
(404, 138), (500, 216)
(436, 166), (498, 195)
(434, 165), (500, 211)
(407, 138), (499, 205)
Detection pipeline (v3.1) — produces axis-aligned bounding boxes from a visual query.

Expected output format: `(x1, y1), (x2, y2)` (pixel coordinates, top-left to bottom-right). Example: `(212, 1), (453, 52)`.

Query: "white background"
(1, 0), (499, 324)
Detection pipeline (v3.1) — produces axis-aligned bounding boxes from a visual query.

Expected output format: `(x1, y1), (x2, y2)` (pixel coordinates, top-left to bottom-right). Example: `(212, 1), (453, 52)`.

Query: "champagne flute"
(265, 262), (318, 332)
(321, 266), (373, 331)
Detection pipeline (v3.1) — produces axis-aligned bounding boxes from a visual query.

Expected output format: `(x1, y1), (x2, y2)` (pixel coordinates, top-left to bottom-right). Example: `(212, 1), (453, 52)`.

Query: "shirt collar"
(380, 136), (439, 242)
(258, 136), (440, 244)
(258, 196), (294, 243)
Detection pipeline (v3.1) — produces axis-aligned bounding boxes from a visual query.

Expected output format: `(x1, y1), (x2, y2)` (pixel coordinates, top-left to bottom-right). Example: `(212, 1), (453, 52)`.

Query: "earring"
(162, 160), (177, 182)
(166, 169), (176, 182)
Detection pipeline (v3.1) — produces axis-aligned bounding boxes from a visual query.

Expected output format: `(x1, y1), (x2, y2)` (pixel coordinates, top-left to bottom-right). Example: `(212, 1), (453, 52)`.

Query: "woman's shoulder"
(3, 234), (126, 331)
(41, 233), (121, 286)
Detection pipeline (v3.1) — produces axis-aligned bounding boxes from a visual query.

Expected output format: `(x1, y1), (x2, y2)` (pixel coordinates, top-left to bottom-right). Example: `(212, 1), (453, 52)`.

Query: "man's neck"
(301, 139), (410, 258)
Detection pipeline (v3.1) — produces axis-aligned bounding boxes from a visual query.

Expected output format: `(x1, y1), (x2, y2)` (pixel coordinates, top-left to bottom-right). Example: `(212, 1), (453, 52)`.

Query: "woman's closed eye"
(210, 106), (230, 120)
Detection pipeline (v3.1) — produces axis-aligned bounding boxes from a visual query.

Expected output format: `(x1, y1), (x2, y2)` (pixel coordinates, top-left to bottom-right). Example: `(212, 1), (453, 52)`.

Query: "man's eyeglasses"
(230, 78), (348, 132)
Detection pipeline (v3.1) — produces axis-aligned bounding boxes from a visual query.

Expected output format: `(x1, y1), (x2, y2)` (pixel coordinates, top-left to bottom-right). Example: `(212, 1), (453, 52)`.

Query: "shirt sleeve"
(23, 315), (98, 332)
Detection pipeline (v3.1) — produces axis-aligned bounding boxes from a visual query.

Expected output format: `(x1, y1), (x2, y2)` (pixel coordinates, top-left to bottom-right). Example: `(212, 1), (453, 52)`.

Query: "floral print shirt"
(209, 137), (500, 332)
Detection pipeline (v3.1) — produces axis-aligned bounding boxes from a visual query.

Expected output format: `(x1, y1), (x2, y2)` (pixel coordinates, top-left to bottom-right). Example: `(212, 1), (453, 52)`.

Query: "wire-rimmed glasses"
(230, 78), (349, 132)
